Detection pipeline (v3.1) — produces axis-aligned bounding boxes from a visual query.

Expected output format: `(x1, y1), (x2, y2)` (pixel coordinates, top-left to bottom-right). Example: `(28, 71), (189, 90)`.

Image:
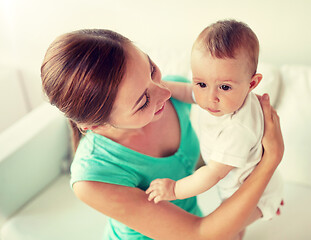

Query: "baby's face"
(191, 48), (253, 116)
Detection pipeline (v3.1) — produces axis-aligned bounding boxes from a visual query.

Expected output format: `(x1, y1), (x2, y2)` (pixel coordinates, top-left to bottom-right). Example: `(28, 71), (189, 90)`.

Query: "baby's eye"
(197, 82), (207, 88)
(220, 85), (231, 91)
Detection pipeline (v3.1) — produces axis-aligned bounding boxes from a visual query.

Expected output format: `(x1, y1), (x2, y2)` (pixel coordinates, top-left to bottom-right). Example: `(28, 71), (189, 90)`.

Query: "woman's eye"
(139, 93), (150, 111)
(220, 85), (231, 91)
(151, 65), (157, 78)
(197, 82), (206, 88)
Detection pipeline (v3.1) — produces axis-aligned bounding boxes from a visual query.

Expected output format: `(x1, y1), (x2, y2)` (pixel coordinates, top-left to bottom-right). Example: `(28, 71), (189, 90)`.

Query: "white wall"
(1, 0), (311, 72)
(2, 0), (310, 129)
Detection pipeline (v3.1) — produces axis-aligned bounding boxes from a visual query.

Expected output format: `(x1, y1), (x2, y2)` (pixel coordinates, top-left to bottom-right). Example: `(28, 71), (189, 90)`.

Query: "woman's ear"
(78, 124), (99, 132)
(89, 125), (99, 130)
(249, 73), (263, 92)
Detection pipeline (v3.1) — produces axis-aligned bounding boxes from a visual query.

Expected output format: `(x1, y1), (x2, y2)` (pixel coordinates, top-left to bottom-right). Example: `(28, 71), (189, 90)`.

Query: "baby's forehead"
(205, 47), (255, 76)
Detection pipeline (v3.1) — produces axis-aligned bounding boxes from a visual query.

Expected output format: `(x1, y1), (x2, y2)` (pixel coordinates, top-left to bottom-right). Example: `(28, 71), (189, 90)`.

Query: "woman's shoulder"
(70, 134), (139, 188)
(162, 75), (191, 83)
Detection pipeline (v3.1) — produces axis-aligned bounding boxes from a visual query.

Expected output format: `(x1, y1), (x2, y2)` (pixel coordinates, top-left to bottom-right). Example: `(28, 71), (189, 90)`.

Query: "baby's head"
(191, 19), (262, 116)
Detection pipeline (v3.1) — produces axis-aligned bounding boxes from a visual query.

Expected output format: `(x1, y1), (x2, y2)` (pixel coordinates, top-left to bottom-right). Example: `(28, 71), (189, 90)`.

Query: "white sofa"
(1, 60), (311, 240)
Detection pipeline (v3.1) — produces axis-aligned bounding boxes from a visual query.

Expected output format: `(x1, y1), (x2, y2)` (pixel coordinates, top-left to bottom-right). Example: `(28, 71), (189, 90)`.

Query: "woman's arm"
(146, 161), (234, 203)
(73, 181), (205, 240)
(73, 93), (283, 240)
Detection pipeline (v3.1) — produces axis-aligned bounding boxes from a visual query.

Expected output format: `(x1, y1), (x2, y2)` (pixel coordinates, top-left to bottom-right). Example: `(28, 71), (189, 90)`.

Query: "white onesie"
(198, 92), (283, 220)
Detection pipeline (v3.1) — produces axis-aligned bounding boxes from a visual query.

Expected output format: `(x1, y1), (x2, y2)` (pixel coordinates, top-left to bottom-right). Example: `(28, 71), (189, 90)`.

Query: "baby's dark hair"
(194, 19), (259, 75)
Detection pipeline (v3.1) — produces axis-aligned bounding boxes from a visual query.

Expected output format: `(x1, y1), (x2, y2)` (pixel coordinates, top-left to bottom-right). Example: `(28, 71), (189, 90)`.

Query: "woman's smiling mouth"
(155, 103), (165, 115)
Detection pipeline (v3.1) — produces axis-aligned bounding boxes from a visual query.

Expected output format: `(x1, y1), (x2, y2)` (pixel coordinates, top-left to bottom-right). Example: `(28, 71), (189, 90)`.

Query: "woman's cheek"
(135, 108), (155, 126)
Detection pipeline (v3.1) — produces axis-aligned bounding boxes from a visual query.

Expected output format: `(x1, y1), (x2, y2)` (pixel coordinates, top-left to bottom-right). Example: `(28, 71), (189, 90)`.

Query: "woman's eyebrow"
(131, 54), (152, 111)
(147, 55), (153, 72)
(132, 88), (147, 110)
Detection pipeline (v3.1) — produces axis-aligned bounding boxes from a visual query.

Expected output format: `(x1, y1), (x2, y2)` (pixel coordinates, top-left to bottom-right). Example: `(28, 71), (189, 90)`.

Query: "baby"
(146, 20), (283, 239)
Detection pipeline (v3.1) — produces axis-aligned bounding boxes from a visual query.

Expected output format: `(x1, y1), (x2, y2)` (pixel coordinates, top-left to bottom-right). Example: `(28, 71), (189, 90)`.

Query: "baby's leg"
(232, 207), (262, 240)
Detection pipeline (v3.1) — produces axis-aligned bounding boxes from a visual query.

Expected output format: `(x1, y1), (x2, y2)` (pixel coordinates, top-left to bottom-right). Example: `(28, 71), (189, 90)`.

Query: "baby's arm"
(146, 160), (234, 203)
(175, 161), (234, 199)
(164, 81), (194, 103)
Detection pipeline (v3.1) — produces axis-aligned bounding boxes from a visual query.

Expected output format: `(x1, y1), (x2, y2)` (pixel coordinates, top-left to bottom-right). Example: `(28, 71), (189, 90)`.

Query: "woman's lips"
(155, 103), (165, 115)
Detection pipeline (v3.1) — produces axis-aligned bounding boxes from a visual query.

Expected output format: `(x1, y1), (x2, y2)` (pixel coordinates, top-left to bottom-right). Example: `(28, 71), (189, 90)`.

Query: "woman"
(41, 29), (284, 240)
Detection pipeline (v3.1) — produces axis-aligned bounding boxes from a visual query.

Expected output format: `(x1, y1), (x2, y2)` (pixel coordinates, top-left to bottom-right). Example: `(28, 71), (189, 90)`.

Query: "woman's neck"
(90, 101), (180, 158)
(92, 123), (150, 144)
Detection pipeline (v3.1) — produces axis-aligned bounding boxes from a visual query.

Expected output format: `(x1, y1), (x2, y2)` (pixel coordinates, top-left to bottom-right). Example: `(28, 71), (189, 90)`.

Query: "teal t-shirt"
(70, 75), (202, 240)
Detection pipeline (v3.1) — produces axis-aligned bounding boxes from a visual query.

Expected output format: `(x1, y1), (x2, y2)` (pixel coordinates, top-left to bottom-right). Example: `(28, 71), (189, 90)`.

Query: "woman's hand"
(259, 93), (284, 167)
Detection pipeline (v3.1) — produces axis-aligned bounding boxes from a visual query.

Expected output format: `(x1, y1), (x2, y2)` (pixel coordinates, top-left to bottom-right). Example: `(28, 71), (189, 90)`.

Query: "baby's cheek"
(228, 98), (245, 112)
(194, 95), (206, 108)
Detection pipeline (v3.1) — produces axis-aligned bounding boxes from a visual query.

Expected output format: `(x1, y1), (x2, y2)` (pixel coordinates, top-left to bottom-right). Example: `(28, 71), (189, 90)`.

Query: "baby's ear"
(249, 73), (263, 92)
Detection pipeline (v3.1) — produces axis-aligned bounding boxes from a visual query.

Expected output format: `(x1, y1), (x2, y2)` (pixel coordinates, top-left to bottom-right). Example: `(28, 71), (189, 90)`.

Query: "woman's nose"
(156, 82), (171, 102)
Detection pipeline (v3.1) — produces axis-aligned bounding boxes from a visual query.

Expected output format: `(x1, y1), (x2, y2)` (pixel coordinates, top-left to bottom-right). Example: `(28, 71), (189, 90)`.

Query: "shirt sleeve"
(70, 156), (139, 188)
(162, 75), (191, 83)
(209, 123), (256, 168)
(162, 75), (192, 114)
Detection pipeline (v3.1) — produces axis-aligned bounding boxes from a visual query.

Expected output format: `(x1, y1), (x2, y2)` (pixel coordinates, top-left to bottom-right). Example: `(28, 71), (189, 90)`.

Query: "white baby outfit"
(198, 92), (283, 220)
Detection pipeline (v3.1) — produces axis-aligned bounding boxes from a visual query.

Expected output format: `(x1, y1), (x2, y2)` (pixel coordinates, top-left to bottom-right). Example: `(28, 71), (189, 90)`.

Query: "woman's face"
(108, 44), (171, 129)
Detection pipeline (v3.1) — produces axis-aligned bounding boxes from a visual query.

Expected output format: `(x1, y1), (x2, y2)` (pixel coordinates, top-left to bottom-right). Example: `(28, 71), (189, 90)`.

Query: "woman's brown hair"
(41, 29), (131, 151)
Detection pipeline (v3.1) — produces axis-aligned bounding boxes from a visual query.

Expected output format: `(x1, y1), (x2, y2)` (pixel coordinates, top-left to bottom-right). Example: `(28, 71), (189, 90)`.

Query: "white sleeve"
(209, 123), (256, 168)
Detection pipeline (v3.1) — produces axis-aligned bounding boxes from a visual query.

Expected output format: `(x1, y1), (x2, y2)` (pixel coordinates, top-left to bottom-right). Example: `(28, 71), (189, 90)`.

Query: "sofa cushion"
(0, 65), (29, 132)
(254, 63), (281, 107)
(1, 175), (107, 240)
(0, 103), (70, 226)
(277, 65), (311, 186)
(18, 68), (44, 110)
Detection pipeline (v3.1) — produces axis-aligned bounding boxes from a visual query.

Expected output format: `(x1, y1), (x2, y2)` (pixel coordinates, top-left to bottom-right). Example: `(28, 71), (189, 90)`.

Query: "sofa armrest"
(0, 103), (70, 226)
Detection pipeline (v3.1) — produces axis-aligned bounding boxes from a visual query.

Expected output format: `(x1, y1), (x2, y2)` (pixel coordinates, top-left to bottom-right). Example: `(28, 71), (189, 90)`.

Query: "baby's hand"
(145, 178), (177, 203)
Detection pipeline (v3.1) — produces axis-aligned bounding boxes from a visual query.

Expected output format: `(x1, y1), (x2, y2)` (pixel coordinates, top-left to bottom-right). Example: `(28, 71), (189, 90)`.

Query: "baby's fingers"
(146, 180), (159, 194)
(147, 191), (156, 202)
(147, 190), (161, 203)
(154, 196), (163, 204)
(145, 186), (153, 195)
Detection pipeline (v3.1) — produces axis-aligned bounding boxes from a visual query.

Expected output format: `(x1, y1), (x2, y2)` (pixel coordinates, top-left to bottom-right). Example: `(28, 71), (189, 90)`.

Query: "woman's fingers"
(259, 93), (284, 165)
(261, 94), (280, 130)
(260, 94), (273, 123)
